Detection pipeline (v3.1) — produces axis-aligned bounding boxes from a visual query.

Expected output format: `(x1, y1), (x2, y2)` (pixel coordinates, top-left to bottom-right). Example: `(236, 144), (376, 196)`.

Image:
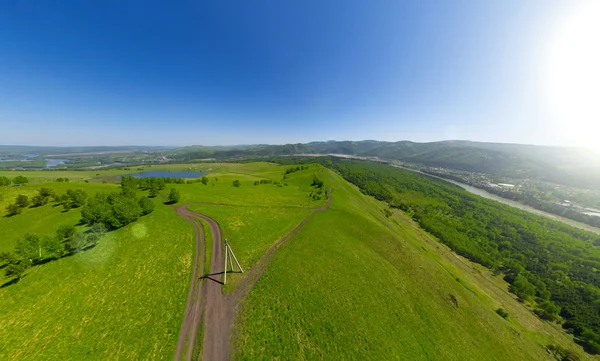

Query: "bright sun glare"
(544, 0), (600, 147)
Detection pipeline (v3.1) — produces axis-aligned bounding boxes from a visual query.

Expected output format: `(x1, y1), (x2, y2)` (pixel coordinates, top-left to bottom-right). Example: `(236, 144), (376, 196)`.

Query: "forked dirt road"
(173, 190), (332, 361)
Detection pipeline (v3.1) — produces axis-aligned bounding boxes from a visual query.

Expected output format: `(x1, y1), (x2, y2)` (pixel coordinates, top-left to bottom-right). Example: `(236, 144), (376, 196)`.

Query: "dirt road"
(173, 207), (206, 361)
(173, 190), (332, 360)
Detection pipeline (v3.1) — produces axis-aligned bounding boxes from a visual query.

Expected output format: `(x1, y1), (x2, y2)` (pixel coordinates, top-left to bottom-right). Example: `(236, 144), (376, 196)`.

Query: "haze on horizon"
(1, 1), (598, 148)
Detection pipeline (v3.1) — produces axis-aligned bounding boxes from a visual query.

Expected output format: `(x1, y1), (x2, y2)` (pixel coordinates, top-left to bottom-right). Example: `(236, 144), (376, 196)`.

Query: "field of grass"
(1, 182), (119, 252)
(0, 198), (193, 359)
(233, 168), (593, 360)
(0, 162), (326, 359)
(2, 161), (590, 360)
(178, 163), (323, 289)
(188, 204), (313, 291)
(174, 162), (326, 208)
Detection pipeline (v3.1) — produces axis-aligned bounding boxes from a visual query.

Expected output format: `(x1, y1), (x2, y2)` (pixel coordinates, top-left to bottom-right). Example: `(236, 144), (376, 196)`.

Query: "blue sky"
(0, 0), (593, 146)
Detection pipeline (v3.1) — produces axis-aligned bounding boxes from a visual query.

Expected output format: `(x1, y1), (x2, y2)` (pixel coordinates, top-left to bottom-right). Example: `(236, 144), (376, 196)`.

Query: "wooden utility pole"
(223, 239), (244, 285)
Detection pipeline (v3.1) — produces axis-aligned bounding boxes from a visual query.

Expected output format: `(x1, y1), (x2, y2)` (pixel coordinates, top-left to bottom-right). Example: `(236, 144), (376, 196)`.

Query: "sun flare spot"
(544, 0), (600, 147)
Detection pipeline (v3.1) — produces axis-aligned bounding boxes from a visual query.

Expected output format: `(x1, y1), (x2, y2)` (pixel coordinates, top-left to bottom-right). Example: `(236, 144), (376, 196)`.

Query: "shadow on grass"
(1, 277), (22, 288)
(200, 271), (242, 285)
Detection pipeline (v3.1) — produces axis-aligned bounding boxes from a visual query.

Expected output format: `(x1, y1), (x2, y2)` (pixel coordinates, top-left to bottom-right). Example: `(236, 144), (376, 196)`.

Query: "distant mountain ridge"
(174, 140), (600, 188)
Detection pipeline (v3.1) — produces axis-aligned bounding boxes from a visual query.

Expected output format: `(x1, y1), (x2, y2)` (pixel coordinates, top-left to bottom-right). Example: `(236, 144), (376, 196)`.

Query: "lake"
(122, 170), (206, 179)
(46, 159), (66, 167)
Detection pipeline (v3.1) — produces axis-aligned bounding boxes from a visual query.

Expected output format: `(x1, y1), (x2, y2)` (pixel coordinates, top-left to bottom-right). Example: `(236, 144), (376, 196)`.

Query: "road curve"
(173, 206), (206, 361)
(173, 190), (333, 361)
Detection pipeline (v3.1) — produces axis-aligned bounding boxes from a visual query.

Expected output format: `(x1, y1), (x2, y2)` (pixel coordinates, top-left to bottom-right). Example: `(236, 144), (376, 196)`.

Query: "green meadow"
(0, 163), (325, 359)
(0, 199), (192, 359)
(233, 168), (593, 360)
(0, 162), (593, 360)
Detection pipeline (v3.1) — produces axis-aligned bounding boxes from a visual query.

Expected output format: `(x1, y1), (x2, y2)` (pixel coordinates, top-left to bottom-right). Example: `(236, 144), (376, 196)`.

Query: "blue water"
(46, 159), (66, 167)
(123, 170), (205, 179)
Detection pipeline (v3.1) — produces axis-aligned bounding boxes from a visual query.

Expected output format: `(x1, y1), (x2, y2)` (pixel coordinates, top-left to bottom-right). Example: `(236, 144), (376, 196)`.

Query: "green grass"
(0, 162), (324, 359)
(187, 204), (312, 291)
(2, 161), (589, 360)
(232, 169), (593, 360)
(0, 199), (192, 359)
(0, 182), (119, 252)
(200, 218), (213, 276)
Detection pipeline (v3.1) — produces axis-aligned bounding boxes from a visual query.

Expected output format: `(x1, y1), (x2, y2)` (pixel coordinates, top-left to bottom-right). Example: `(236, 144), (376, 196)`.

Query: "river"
(393, 166), (600, 235)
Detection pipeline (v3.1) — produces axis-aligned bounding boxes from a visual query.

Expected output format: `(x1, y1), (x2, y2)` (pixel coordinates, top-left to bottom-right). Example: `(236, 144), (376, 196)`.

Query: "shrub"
(168, 188), (180, 204)
(496, 308), (509, 319)
(15, 195), (30, 208)
(6, 203), (22, 216)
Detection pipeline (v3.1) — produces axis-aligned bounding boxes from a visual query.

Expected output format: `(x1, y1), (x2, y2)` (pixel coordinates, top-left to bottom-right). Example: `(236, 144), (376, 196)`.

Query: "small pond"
(46, 159), (66, 167)
(122, 170), (206, 179)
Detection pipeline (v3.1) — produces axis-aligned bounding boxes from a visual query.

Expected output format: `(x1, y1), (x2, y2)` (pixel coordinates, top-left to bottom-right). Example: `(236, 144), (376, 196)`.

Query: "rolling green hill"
(1, 162), (595, 360)
(233, 166), (591, 360)
(172, 140), (600, 189)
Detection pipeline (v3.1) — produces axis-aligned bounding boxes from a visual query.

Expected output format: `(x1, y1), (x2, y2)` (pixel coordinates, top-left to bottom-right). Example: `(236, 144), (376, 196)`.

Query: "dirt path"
(173, 207), (206, 361)
(173, 190), (332, 361)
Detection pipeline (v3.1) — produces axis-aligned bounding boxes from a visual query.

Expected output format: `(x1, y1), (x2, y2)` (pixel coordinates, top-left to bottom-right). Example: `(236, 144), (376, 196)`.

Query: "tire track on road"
(173, 190), (332, 360)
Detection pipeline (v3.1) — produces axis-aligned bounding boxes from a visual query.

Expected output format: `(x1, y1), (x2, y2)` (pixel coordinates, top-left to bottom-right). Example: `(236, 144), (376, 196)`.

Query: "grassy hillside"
(233, 168), (591, 360)
(0, 199), (192, 359)
(0, 162), (324, 359)
(172, 140), (600, 188)
(1, 182), (119, 252)
(1, 162), (594, 360)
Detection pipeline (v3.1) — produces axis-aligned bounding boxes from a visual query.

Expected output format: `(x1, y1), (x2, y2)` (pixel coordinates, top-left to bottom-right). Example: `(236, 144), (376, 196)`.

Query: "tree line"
(5, 187), (89, 216)
(423, 170), (600, 229)
(0, 175), (29, 186)
(1, 223), (108, 282)
(1, 176), (182, 283)
(284, 165), (309, 175)
(316, 158), (600, 354)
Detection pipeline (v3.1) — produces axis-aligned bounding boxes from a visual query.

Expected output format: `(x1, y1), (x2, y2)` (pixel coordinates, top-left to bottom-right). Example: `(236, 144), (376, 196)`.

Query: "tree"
(201, 176), (209, 185)
(120, 176), (138, 196)
(90, 223), (107, 236)
(81, 194), (112, 225)
(56, 224), (76, 240)
(15, 194), (30, 208)
(67, 189), (87, 208)
(168, 188), (180, 204)
(86, 234), (100, 247)
(69, 233), (85, 253)
(31, 194), (49, 207)
(5, 261), (29, 281)
(0, 252), (17, 265)
(111, 196), (142, 227)
(536, 300), (561, 321)
(15, 234), (41, 262)
(509, 274), (536, 300)
(6, 203), (21, 216)
(12, 175), (29, 186)
(149, 184), (159, 197)
(311, 175), (324, 188)
(0, 176), (11, 187)
(232, 180), (241, 187)
(42, 235), (65, 259)
(138, 197), (155, 215)
(39, 188), (55, 198)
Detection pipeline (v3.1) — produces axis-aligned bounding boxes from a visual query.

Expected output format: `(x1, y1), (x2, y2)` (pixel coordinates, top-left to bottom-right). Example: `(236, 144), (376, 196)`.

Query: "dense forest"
(423, 170), (600, 229)
(289, 158), (600, 354)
